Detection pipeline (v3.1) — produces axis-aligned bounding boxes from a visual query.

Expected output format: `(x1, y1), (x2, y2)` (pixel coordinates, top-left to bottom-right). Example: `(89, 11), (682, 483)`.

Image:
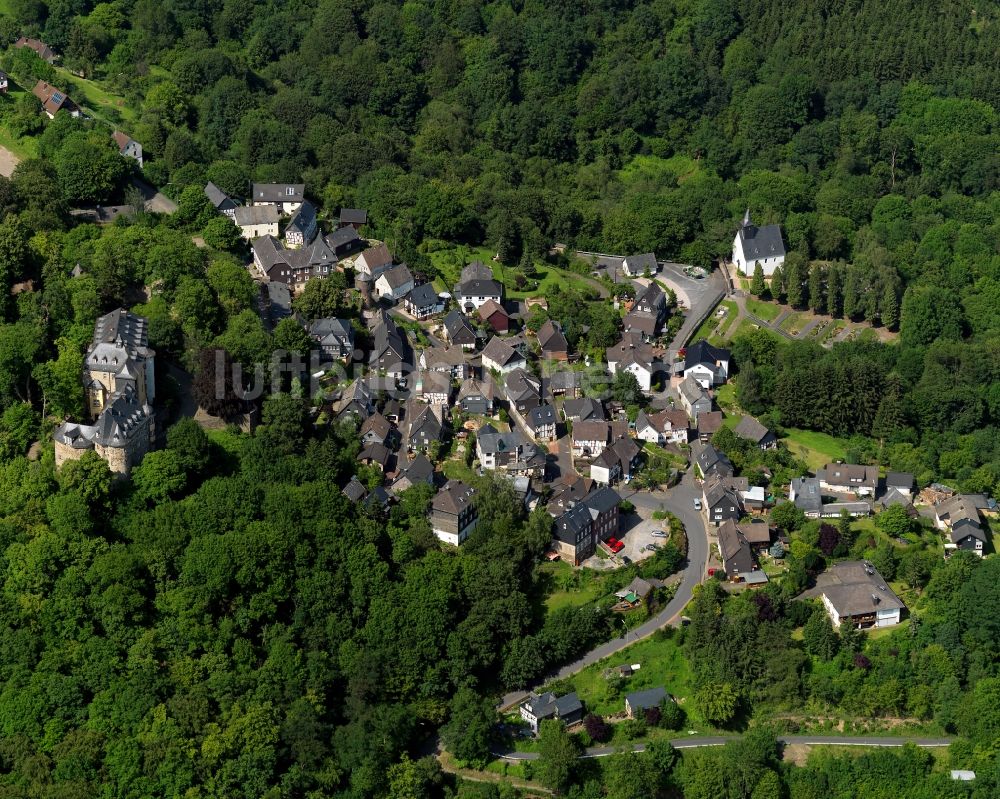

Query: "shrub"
(583, 713), (611, 743)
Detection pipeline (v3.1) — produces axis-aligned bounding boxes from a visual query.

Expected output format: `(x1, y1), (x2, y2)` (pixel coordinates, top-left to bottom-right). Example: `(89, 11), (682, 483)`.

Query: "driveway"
(544, 469), (709, 681)
(132, 177), (177, 213)
(0, 145), (19, 178)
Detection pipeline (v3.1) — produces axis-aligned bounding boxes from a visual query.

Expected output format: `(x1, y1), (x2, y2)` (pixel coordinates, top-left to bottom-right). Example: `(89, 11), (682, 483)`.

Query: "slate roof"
(691, 441), (734, 478)
(626, 687), (667, 712)
(718, 519), (755, 574)
(733, 416), (772, 444)
(737, 211), (786, 260)
(555, 502), (593, 543)
(339, 208), (368, 225)
(809, 561), (905, 617)
(563, 398), (605, 421)
(286, 200), (317, 237)
(204, 181), (238, 211)
(527, 404), (557, 430)
(458, 376), (495, 401)
(444, 309), (477, 342)
(623, 252), (657, 275)
(461, 279), (503, 299)
(678, 375), (709, 406)
(460, 261), (494, 282)
(342, 476), (367, 502)
(685, 340), (730, 370)
(252, 183), (305, 204)
(537, 320), (569, 353)
(325, 226), (361, 253)
(605, 333), (654, 370)
(378, 263), (414, 291)
(235, 204), (279, 226)
(818, 463), (878, 489)
(408, 283), (440, 308)
(433, 480), (476, 514)
(737, 520), (772, 545)
(790, 476), (822, 514)
(482, 337), (522, 369)
(357, 243), (393, 273)
(885, 472), (914, 490)
(360, 412), (392, 442)
(504, 368), (542, 402)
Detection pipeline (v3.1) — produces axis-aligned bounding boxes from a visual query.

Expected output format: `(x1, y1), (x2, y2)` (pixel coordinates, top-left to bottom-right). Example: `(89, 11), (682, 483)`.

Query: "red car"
(606, 537), (624, 553)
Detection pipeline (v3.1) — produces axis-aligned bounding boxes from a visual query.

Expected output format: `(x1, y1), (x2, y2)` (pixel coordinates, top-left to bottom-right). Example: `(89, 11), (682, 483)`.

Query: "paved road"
(544, 470), (709, 681)
(131, 176), (177, 213)
(498, 734), (955, 761)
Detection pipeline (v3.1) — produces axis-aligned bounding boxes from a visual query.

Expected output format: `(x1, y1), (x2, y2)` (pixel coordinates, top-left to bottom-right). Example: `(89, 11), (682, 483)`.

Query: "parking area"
(618, 514), (669, 562)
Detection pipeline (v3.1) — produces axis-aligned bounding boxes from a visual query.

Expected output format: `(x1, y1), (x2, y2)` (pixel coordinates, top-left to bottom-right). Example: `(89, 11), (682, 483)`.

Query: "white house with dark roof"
(285, 200), (318, 248)
(606, 332), (655, 391)
(677, 376), (712, 420)
(405, 283), (444, 319)
(733, 416), (777, 449)
(205, 182), (239, 218)
(622, 252), (657, 277)
(482, 337), (526, 375)
(683, 340), (730, 388)
(235, 205), (280, 240)
(355, 244), (394, 279)
(251, 183), (305, 214)
(802, 561), (905, 629)
(934, 494), (991, 557)
(112, 131), (142, 167)
(375, 264), (415, 302)
(431, 480), (478, 545)
(526, 404), (557, 441)
(732, 209), (786, 276)
(308, 318), (354, 360)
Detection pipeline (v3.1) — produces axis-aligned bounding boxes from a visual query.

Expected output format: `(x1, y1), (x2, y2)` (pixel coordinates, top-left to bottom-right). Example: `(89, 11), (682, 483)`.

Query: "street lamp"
(619, 618), (628, 639)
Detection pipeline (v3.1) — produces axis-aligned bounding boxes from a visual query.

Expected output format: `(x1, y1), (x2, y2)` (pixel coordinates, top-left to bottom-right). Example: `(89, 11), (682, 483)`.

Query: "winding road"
(497, 734), (955, 760)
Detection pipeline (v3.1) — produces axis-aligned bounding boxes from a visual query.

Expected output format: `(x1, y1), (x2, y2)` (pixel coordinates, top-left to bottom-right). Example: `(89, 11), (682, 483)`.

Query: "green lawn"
(539, 561), (607, 612)
(692, 300), (738, 344)
(782, 428), (849, 471)
(441, 457), (477, 484)
(553, 631), (693, 717)
(50, 65), (137, 126)
(779, 312), (809, 335)
(724, 317), (759, 342)
(744, 298), (781, 322)
(821, 320), (846, 344)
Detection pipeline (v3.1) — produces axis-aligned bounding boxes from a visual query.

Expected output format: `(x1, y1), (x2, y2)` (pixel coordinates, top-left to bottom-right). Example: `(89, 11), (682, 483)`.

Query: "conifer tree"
(808, 262), (825, 312)
(750, 262), (766, 296)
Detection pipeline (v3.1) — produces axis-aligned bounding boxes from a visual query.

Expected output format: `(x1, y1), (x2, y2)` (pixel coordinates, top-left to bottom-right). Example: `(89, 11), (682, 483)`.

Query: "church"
(732, 209), (786, 277)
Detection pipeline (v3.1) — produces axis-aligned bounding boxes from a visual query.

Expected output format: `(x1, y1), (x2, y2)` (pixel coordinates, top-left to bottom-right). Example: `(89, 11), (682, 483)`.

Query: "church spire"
(742, 208), (752, 228)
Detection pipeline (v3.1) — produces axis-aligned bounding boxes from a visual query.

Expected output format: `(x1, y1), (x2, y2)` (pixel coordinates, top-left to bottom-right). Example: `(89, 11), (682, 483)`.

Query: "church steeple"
(742, 208), (752, 228)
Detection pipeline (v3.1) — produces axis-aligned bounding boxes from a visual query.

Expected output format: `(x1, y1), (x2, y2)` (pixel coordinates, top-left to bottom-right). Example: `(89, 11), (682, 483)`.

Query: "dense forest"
(0, 0), (997, 796)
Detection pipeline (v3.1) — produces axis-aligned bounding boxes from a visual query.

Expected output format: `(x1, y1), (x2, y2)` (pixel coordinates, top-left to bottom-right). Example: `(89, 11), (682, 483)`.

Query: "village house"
(285, 200), (318, 248)
(326, 226), (363, 258)
(504, 368), (542, 414)
(251, 183), (305, 214)
(455, 262), (503, 312)
(677, 375), (712, 420)
(622, 252), (658, 277)
(526, 404), (558, 441)
(732, 209), (786, 277)
(415, 370), (452, 405)
(205, 182), (239, 218)
(32, 80), (77, 118)
(338, 208), (368, 230)
(537, 320), (569, 360)
(635, 408), (689, 445)
(360, 412), (394, 448)
(308, 318), (354, 361)
(606, 332), (656, 392)
(354, 243), (394, 280)
(563, 397), (605, 423)
(519, 692), (584, 735)
(477, 298), (510, 334)
(442, 309), (478, 349)
(551, 485), (620, 565)
(457, 377), (495, 416)
(548, 369), (583, 399)
(391, 453), (435, 494)
(733, 416), (777, 449)
(683, 340), (731, 388)
(431, 480), (478, 545)
(696, 411), (724, 442)
(53, 310), (156, 477)
(691, 441), (735, 480)
(15, 37), (57, 63)
(343, 476), (367, 503)
(357, 442), (392, 472)
(591, 436), (641, 484)
(375, 263), (415, 303)
(625, 687), (668, 719)
(482, 336), (527, 374)
(738, 520), (773, 552)
(112, 131), (143, 167)
(623, 282), (667, 341)
(405, 283), (445, 319)
(818, 463), (879, 496)
(934, 494), (991, 557)
(614, 576), (654, 610)
(369, 312), (412, 379)
(716, 519), (762, 582)
(419, 346), (469, 381)
(477, 424), (545, 478)
(801, 561), (905, 629)
(235, 205), (280, 240)
(402, 399), (444, 452)
(704, 477), (742, 526)
(252, 234), (338, 287)
(572, 420), (612, 458)
(789, 476), (822, 517)
(0, 70), (8, 93)
(334, 378), (374, 420)
(884, 472), (915, 496)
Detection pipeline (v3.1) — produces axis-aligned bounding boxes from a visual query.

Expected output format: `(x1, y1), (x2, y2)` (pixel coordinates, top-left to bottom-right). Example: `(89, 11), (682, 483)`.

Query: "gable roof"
(733, 416), (772, 444)
(342, 476), (367, 502)
(626, 686), (667, 711)
(358, 243), (393, 271)
(458, 376), (495, 401)
(477, 298), (508, 319)
(818, 463), (878, 488)
(444, 309), (476, 341)
(252, 183), (305, 203)
(738, 211), (786, 260)
(461, 279), (503, 299)
(482, 336), (521, 368)
(408, 283), (440, 307)
(885, 472), (914, 490)
(32, 80), (72, 116)
(691, 440), (733, 477)
(204, 181), (237, 210)
(718, 519), (754, 574)
(504, 368), (541, 400)
(697, 411), (724, 437)
(679, 375), (709, 406)
(623, 253), (656, 274)
(377, 263), (414, 290)
(287, 200), (317, 236)
(235, 204), (279, 226)
(339, 208), (368, 225)
(461, 261), (494, 283)
(528, 404), (557, 429)
(790, 476), (822, 513)
(563, 398), (605, 421)
(605, 333), (654, 371)
(685, 340), (730, 369)
(360, 412), (391, 441)
(537, 320), (569, 353)
(573, 420), (610, 443)
(433, 480), (476, 514)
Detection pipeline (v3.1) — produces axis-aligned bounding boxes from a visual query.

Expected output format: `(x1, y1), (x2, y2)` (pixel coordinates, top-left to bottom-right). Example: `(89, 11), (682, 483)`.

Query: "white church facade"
(732, 210), (786, 277)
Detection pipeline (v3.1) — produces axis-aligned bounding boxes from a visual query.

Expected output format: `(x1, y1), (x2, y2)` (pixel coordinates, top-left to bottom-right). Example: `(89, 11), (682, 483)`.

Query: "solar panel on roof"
(51, 92), (64, 103)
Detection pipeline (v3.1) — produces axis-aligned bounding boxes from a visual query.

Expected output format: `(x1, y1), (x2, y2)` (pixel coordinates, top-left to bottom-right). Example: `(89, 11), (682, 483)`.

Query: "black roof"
(340, 208), (368, 224)
(287, 200), (317, 235)
(685, 339), (730, 369)
(738, 212), (786, 259)
(408, 283), (439, 306)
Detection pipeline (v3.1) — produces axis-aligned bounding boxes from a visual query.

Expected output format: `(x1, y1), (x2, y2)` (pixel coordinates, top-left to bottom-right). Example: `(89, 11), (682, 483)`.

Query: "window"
(286, 187), (295, 196)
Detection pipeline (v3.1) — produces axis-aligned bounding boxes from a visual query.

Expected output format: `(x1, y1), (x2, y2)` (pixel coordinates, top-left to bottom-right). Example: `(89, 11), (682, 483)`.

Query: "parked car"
(693, 498), (702, 510)
(651, 531), (668, 539)
(606, 537), (625, 553)
(621, 556), (631, 565)
(644, 543), (661, 552)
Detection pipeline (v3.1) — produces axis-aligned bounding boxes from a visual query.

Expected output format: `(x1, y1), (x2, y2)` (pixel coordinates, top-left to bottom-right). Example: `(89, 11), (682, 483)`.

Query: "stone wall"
(54, 439), (87, 469)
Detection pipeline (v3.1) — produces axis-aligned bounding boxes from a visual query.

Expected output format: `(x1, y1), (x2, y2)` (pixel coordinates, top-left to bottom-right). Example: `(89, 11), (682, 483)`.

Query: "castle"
(53, 309), (156, 477)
